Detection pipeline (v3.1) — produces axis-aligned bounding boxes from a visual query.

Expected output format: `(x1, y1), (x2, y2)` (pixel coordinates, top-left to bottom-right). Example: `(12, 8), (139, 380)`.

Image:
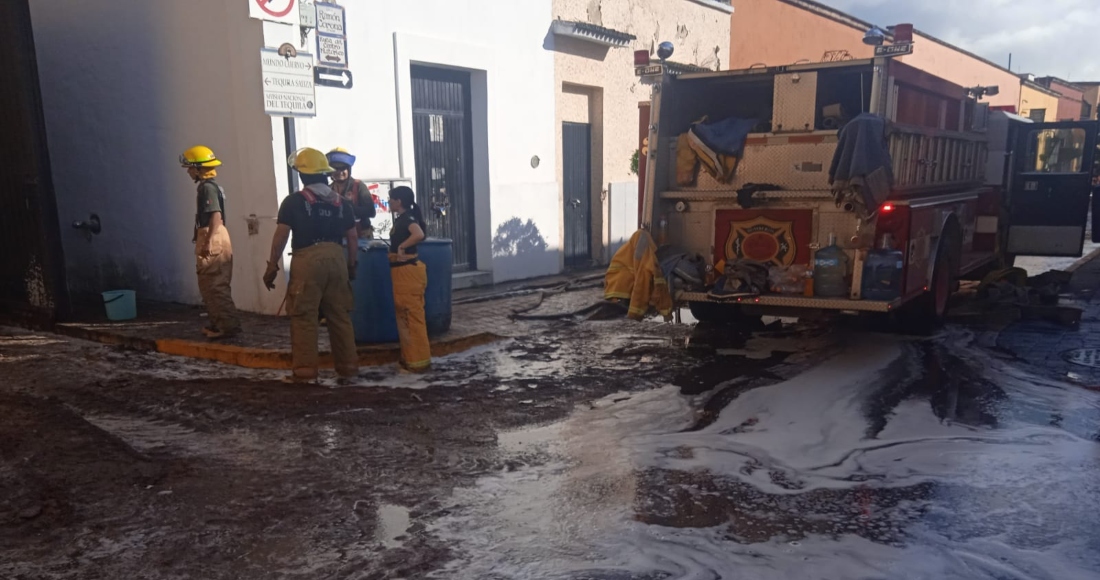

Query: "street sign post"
(249, 0), (299, 26)
(315, 66), (353, 89)
(260, 48), (317, 117)
(874, 42), (914, 58)
(315, 2), (348, 69)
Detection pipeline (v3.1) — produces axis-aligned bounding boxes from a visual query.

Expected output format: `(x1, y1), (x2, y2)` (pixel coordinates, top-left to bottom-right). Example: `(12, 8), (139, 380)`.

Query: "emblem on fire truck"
(726, 216), (797, 266)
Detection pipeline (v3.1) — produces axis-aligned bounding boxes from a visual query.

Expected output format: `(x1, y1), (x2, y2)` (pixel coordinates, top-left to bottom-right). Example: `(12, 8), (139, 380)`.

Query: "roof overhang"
(551, 20), (635, 48)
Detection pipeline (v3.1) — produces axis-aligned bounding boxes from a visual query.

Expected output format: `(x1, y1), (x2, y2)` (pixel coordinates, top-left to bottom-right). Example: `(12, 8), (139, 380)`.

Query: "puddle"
(376, 503), (411, 549)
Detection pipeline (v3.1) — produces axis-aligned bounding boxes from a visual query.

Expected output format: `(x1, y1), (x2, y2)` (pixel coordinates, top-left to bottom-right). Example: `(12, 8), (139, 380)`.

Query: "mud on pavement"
(0, 312), (733, 580)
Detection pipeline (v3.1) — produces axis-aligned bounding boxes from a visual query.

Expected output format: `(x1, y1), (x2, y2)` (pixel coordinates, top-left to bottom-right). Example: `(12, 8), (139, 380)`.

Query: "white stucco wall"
(30, 0), (285, 313)
(31, 0), (559, 315)
(294, 0), (559, 284)
(550, 0), (732, 262)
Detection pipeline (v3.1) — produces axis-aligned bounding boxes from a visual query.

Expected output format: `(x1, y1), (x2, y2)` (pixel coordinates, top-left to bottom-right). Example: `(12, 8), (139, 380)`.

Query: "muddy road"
(2, 307), (1099, 579)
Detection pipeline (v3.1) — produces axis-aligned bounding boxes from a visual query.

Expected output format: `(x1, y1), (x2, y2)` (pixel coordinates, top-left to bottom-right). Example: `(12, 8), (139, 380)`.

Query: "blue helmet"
(326, 147), (357, 168)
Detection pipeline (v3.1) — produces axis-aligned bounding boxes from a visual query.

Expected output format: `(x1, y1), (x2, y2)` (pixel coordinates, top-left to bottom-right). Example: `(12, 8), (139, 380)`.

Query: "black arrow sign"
(315, 66), (353, 89)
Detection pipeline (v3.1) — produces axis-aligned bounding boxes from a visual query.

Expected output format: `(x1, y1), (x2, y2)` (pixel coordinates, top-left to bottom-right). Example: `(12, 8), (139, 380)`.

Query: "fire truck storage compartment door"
(714, 209), (814, 267)
(1006, 120), (1099, 257)
(669, 138), (837, 191)
(773, 72), (818, 133)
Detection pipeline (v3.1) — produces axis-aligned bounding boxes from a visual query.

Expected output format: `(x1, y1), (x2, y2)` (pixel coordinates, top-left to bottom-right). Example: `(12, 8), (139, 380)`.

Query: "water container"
(418, 238), (454, 335)
(813, 234), (850, 298)
(102, 289), (137, 321)
(352, 241), (399, 343)
(862, 236), (904, 301)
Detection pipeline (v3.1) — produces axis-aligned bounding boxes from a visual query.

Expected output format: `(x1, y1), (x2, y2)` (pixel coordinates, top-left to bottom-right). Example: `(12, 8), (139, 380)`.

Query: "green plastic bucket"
(102, 290), (136, 321)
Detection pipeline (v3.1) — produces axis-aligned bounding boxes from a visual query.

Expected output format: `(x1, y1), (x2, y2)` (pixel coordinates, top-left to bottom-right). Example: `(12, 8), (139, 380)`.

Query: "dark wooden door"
(411, 66), (475, 272)
(562, 122), (592, 269)
(0, 0), (68, 322)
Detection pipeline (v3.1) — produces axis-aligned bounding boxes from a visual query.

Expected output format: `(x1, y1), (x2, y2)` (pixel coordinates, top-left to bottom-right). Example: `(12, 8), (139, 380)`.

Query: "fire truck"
(635, 43), (1099, 330)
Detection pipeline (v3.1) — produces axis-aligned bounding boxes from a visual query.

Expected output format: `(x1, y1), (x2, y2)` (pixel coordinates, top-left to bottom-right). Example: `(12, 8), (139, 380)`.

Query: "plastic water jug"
(862, 235), (904, 301)
(813, 234), (850, 298)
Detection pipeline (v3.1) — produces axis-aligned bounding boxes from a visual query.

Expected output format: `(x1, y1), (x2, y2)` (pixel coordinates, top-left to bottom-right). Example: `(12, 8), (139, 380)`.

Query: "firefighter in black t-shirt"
(263, 148), (359, 383)
(180, 145), (240, 339)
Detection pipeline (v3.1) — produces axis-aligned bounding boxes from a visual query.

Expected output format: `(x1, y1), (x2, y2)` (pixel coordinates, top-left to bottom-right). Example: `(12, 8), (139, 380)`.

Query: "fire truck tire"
(898, 246), (955, 334)
(688, 301), (763, 327)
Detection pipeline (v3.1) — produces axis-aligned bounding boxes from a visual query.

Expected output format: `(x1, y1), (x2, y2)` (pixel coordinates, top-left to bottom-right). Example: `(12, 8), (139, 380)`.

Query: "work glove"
(263, 261), (280, 290)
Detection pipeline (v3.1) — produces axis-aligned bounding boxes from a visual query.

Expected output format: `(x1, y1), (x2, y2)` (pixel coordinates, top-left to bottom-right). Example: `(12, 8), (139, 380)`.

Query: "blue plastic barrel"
(418, 238), (453, 335)
(352, 241), (399, 343)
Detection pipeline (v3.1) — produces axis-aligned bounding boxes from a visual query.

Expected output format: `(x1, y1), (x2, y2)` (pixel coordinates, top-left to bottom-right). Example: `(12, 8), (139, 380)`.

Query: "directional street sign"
(317, 34), (348, 68)
(315, 66), (353, 89)
(249, 0), (299, 26)
(261, 48), (316, 117)
(314, 2), (348, 69)
(874, 42), (914, 58)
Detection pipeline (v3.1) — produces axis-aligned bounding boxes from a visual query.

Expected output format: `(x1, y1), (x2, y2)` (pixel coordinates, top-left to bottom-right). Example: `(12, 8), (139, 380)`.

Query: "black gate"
(411, 66), (476, 272)
(0, 0), (68, 323)
(562, 122), (592, 268)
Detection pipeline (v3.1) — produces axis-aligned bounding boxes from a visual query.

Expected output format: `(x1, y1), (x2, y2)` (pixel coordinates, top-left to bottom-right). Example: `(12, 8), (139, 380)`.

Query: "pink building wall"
(729, 0), (1021, 109)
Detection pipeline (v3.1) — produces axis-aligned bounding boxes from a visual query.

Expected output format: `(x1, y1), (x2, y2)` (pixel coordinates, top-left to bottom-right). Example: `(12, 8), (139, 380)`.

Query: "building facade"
(547, 0), (734, 263)
(728, 0), (1021, 110)
(1018, 79), (1062, 122)
(1034, 77), (1089, 121)
(30, 0), (562, 314)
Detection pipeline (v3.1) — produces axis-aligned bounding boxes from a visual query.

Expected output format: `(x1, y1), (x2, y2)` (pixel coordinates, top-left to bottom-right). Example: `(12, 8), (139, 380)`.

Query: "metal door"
(0, 0), (68, 322)
(562, 122), (592, 268)
(411, 66), (475, 272)
(1006, 120), (1099, 256)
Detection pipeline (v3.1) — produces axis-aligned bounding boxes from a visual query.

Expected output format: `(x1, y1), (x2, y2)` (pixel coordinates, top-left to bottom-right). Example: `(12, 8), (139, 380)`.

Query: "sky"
(820, 0), (1100, 81)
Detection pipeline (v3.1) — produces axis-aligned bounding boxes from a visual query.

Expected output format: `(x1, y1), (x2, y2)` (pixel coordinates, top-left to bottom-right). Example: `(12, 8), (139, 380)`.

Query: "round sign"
(255, 0), (294, 18)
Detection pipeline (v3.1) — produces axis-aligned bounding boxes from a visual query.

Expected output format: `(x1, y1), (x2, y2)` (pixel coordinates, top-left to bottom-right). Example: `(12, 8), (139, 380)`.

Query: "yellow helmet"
(179, 145), (222, 168)
(288, 147), (334, 175)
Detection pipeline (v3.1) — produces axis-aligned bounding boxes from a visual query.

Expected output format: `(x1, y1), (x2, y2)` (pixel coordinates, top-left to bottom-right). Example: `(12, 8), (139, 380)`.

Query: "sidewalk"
(49, 269), (604, 370)
(993, 248), (1100, 388)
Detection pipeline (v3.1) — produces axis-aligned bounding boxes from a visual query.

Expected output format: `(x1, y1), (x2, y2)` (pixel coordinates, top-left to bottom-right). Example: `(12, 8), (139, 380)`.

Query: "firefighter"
(180, 145), (241, 339)
(327, 147), (377, 239)
(387, 186), (431, 372)
(263, 148), (359, 382)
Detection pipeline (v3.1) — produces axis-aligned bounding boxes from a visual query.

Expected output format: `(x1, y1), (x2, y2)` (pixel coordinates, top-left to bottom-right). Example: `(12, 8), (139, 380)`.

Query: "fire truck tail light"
(881, 203), (896, 213)
(634, 50), (650, 66)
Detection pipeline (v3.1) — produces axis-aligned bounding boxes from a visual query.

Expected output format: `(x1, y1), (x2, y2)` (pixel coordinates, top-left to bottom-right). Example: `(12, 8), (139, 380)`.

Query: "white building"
(28, 0), (732, 316)
(31, 0), (559, 314)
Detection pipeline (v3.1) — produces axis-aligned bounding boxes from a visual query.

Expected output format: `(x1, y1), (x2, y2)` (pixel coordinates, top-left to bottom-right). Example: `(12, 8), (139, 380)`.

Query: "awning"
(550, 20), (635, 48)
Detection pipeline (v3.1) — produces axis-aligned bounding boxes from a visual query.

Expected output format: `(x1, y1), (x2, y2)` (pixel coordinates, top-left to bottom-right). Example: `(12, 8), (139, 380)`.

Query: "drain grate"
(1063, 348), (1100, 368)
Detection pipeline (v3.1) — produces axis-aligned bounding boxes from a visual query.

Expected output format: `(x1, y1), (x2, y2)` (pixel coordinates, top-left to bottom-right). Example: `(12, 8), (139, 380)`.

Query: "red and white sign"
(249, 0), (299, 26)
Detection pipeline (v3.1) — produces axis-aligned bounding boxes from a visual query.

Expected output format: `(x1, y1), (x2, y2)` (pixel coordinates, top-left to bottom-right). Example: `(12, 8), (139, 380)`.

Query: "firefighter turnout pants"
(195, 226), (240, 333)
(287, 243), (359, 379)
(389, 256), (431, 371)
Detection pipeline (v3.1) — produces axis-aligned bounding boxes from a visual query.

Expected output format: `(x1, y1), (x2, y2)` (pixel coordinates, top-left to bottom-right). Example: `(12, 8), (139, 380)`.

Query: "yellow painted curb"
(153, 332), (503, 370)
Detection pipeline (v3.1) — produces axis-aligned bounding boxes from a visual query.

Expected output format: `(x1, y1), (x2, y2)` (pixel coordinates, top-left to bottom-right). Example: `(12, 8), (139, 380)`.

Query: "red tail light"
(634, 50), (650, 66)
(881, 203), (895, 213)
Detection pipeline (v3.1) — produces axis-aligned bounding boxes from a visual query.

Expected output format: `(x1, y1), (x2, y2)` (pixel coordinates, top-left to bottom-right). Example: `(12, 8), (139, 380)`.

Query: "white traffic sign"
(315, 66), (353, 89)
(250, 0), (299, 25)
(315, 2), (346, 36)
(317, 34), (348, 68)
(260, 48), (316, 117)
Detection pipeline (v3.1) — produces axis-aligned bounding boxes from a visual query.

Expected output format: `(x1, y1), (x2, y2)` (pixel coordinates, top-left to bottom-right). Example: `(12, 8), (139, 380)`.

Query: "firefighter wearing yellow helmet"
(326, 147), (377, 239)
(180, 145), (240, 339)
(263, 148), (359, 383)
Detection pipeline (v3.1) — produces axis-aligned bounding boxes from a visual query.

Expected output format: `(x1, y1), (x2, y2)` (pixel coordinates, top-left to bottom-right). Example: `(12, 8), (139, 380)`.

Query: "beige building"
(1019, 79), (1062, 122)
(547, 0), (734, 266)
(1076, 82), (1100, 121)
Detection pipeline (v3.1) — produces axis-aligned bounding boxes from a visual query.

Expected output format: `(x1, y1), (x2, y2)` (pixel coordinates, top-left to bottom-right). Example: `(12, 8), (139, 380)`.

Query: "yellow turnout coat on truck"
(604, 229), (673, 320)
